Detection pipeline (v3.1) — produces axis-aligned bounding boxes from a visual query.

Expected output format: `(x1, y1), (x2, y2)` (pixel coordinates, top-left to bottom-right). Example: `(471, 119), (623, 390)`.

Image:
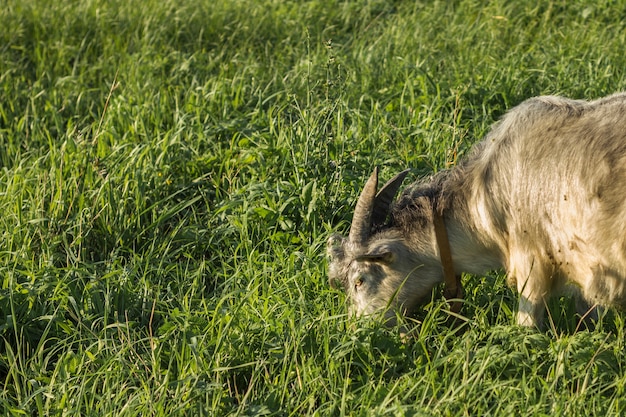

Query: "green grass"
(2, 0), (626, 415)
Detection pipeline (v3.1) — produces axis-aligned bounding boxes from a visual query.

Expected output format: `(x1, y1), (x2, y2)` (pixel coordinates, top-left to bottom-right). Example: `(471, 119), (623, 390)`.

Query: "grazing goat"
(327, 93), (626, 328)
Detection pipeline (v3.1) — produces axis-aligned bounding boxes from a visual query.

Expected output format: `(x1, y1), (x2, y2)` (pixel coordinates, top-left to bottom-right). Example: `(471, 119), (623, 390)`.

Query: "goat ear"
(371, 169), (410, 227)
(356, 251), (395, 264)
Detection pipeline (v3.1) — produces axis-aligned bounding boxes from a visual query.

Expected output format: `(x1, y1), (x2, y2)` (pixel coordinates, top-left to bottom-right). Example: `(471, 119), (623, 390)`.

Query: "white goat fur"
(327, 93), (626, 327)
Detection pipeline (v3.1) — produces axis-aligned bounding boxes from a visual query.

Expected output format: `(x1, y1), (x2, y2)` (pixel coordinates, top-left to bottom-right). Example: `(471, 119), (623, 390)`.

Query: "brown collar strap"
(433, 210), (463, 314)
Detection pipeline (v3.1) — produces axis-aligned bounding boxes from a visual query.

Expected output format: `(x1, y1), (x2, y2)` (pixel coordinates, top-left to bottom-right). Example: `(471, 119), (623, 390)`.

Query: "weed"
(1, 0), (626, 415)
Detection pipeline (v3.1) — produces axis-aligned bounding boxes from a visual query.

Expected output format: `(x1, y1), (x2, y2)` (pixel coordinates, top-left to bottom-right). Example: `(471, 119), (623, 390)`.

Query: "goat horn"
(349, 167), (379, 245)
(371, 169), (410, 227)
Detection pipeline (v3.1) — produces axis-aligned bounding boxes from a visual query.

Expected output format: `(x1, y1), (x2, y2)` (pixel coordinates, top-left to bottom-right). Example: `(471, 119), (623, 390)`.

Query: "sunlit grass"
(2, 0), (626, 415)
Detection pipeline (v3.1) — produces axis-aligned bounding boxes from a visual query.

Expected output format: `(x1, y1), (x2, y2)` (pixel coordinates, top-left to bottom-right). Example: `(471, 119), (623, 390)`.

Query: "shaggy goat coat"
(327, 93), (626, 327)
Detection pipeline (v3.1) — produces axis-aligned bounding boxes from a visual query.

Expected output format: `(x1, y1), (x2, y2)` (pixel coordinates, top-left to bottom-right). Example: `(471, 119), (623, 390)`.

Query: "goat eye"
(355, 277), (364, 289)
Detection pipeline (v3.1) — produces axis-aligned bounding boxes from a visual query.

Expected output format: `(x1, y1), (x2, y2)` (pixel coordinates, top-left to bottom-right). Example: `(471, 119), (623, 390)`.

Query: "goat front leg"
(517, 292), (546, 327)
(509, 254), (552, 328)
(574, 289), (605, 328)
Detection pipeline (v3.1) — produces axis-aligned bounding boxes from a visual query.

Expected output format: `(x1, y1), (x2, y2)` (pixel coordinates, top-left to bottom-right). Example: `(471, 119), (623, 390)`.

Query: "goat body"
(327, 93), (626, 327)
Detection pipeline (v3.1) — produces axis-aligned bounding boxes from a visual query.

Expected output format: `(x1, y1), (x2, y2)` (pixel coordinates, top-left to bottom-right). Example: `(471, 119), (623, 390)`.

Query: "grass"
(2, 0), (626, 415)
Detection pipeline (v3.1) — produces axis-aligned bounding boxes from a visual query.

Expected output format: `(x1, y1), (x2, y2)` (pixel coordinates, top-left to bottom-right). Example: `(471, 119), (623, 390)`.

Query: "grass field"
(2, 0), (626, 415)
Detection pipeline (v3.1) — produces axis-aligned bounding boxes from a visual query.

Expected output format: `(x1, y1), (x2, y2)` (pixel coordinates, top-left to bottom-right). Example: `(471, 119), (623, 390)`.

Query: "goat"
(327, 92), (626, 328)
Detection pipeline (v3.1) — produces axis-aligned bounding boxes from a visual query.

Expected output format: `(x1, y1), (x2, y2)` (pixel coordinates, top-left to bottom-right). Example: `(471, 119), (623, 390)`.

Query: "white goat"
(327, 93), (626, 328)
